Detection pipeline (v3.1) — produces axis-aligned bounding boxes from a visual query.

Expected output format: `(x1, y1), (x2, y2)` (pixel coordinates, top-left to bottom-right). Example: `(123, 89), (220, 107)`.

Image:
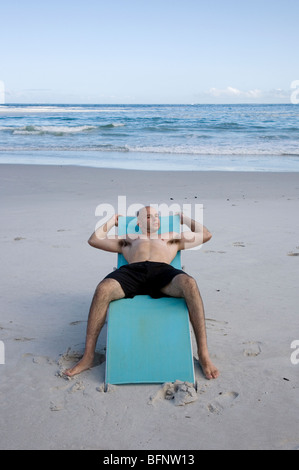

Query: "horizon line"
(1, 102), (293, 106)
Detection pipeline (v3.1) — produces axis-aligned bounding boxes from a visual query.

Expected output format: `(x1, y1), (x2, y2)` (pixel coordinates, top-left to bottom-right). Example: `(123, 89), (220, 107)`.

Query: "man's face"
(137, 207), (160, 234)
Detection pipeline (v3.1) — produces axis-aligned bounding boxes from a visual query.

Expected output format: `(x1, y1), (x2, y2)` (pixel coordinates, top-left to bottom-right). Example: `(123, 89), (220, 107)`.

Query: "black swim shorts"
(104, 261), (186, 299)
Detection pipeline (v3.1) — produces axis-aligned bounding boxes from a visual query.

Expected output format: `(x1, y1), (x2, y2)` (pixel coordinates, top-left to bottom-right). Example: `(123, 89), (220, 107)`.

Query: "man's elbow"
(88, 236), (96, 247)
(205, 232), (212, 243)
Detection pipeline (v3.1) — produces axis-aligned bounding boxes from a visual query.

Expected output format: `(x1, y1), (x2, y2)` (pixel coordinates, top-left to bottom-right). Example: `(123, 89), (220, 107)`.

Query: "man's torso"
(119, 233), (180, 264)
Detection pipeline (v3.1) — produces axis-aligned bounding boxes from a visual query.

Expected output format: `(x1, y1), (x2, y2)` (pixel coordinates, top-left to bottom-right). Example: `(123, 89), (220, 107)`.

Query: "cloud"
(194, 86), (292, 103)
(207, 86), (262, 99)
(23, 89), (53, 92)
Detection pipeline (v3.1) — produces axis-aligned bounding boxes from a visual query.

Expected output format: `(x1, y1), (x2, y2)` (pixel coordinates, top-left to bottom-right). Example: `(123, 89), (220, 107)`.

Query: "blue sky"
(1, 0), (298, 104)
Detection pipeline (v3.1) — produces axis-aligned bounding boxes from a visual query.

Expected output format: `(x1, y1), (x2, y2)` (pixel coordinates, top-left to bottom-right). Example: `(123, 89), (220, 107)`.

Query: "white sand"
(0, 164), (299, 450)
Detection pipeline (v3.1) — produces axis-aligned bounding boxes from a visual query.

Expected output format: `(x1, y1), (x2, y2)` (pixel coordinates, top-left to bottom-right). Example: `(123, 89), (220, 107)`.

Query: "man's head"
(136, 206), (160, 235)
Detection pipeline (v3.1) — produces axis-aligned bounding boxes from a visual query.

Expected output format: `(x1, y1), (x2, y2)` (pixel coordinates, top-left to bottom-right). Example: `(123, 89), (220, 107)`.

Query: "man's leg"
(160, 274), (219, 380)
(64, 278), (125, 377)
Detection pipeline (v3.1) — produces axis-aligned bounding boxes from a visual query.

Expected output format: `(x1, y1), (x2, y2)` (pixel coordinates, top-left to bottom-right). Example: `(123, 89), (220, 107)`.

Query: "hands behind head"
(175, 211), (184, 224)
(114, 214), (123, 227)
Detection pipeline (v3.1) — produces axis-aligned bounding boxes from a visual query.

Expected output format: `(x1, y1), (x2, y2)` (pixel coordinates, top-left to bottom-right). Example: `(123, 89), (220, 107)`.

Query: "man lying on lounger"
(65, 206), (219, 380)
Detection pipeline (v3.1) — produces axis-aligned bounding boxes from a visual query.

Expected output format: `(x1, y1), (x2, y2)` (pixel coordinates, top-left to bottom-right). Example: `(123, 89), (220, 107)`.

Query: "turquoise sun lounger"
(105, 215), (195, 387)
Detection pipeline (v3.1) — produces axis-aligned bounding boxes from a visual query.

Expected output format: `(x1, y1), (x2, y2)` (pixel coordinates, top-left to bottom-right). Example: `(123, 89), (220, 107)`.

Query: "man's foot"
(63, 355), (94, 378)
(198, 353), (219, 380)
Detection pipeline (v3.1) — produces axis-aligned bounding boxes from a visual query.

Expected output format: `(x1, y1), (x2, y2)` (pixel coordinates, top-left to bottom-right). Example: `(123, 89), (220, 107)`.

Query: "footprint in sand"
(233, 242), (246, 247)
(207, 391), (239, 414)
(14, 337), (35, 342)
(206, 318), (229, 336)
(32, 355), (56, 365)
(50, 402), (64, 411)
(206, 318), (229, 326)
(243, 341), (262, 357)
(69, 381), (85, 393)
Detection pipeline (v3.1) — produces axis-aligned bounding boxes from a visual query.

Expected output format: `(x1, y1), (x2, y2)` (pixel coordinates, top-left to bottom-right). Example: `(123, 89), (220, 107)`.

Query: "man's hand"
(179, 212), (184, 225)
(175, 211), (184, 225)
(114, 214), (123, 227)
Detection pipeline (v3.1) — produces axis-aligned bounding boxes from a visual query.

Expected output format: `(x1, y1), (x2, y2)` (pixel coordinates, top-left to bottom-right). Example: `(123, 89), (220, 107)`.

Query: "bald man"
(65, 206), (219, 380)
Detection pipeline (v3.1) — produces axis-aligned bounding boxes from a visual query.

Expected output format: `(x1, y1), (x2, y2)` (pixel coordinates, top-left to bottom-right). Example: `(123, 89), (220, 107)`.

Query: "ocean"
(0, 103), (299, 171)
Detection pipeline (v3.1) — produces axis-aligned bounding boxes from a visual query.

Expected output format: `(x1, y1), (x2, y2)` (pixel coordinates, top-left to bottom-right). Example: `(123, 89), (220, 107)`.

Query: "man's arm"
(177, 213), (212, 250)
(88, 214), (122, 253)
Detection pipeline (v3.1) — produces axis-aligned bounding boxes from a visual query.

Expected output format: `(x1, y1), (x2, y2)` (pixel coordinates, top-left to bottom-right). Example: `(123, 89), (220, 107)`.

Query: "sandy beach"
(0, 163), (299, 450)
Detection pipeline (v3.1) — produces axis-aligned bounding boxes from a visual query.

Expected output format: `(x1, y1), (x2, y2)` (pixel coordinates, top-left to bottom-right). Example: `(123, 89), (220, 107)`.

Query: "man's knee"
(94, 278), (123, 302)
(178, 274), (199, 296)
